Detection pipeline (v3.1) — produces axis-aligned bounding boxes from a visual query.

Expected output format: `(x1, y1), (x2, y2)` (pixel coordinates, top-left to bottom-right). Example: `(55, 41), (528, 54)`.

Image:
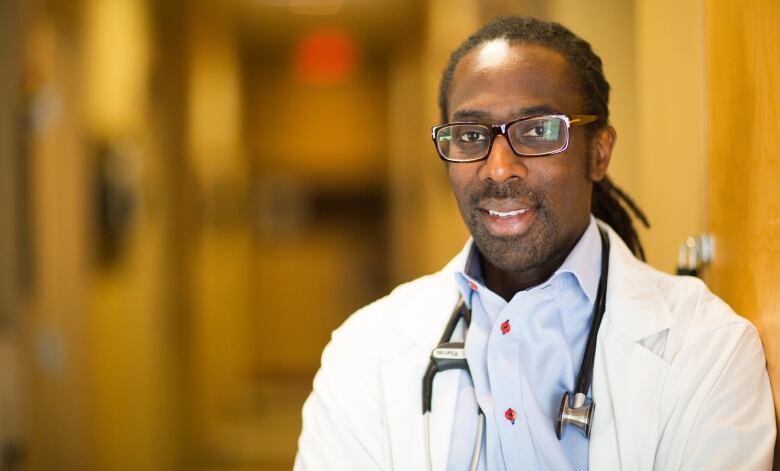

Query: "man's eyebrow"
(450, 105), (565, 122)
(451, 109), (490, 121)
(513, 105), (563, 117)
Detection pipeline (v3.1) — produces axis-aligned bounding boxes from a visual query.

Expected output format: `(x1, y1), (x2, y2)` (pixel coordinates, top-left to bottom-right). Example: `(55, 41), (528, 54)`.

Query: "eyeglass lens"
(436, 116), (567, 161)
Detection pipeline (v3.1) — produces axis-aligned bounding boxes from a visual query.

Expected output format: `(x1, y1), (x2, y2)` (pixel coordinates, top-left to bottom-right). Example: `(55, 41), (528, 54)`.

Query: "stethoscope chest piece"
(556, 391), (594, 439)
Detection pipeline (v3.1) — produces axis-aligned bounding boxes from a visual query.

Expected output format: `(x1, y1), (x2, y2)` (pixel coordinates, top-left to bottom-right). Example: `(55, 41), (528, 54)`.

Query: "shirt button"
(504, 408), (517, 425)
(500, 320), (511, 334)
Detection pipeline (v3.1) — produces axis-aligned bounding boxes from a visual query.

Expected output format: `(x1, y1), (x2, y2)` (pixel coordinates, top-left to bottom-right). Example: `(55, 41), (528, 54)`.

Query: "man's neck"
(480, 226), (588, 302)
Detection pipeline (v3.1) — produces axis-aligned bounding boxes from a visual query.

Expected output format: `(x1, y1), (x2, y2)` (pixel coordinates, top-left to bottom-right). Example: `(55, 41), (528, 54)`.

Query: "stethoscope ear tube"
(423, 341), (469, 413)
(574, 227), (610, 397)
(422, 363), (437, 414)
(558, 226), (610, 440)
(422, 298), (470, 414)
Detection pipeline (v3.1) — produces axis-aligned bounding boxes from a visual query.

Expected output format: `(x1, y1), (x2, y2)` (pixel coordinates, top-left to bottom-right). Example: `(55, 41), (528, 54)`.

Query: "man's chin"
(472, 232), (550, 273)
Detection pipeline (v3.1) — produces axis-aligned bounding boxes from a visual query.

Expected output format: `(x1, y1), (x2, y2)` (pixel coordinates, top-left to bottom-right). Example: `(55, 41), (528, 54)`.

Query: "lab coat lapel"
(381, 347), (462, 471)
(589, 226), (674, 470)
(380, 250), (466, 471)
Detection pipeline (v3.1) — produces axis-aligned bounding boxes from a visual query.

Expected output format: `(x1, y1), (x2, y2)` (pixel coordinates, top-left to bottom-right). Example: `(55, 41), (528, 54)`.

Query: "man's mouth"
(478, 201), (538, 237)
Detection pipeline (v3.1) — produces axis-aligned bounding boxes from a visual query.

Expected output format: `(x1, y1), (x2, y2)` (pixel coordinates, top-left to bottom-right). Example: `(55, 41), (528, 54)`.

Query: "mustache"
(468, 180), (545, 207)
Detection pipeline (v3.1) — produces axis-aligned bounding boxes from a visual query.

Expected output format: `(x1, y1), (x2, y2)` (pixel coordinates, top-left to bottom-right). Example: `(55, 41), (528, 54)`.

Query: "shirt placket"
(486, 292), (533, 470)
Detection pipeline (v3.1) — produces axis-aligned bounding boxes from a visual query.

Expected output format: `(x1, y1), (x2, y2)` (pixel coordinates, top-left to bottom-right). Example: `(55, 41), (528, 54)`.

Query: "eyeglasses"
(431, 114), (598, 163)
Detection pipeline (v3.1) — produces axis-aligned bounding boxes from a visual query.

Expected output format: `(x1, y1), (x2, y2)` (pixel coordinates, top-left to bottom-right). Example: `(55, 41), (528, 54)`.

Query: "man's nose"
(478, 135), (528, 183)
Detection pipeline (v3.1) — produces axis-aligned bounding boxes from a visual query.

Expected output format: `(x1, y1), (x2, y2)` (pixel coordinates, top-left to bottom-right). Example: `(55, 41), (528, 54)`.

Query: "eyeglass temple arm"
(570, 115), (599, 126)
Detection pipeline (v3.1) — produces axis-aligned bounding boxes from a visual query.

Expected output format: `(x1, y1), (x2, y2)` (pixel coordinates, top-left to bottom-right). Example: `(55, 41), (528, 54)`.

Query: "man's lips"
(477, 200), (538, 236)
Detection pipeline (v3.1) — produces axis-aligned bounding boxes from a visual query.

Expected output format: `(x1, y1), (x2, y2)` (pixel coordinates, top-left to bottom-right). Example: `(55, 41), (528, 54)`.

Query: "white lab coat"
(296, 224), (776, 470)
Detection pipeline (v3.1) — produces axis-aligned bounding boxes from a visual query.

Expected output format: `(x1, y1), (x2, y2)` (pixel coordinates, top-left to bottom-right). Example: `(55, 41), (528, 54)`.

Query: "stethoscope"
(422, 226), (610, 471)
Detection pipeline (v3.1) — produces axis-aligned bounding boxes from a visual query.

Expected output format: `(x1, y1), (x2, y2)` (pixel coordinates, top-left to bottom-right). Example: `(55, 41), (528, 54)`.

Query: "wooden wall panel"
(706, 0), (780, 460)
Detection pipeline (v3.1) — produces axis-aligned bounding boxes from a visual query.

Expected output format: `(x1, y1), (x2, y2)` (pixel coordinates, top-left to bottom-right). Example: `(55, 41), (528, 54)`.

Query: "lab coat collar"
(598, 221), (675, 342)
(386, 241), (469, 348)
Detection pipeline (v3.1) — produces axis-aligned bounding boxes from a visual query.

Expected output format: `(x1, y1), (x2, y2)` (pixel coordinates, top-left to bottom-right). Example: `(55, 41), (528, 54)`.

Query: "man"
(295, 16), (775, 470)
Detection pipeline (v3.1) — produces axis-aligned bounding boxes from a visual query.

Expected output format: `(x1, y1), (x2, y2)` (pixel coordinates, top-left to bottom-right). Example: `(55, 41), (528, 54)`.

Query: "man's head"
(439, 17), (611, 133)
(438, 17), (617, 277)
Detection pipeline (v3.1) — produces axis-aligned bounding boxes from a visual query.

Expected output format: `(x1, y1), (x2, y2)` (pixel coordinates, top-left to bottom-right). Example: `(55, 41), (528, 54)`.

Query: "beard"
(462, 179), (560, 272)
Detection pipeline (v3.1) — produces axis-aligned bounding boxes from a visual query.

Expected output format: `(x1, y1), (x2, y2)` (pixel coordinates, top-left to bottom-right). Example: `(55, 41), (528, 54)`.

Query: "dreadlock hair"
(438, 16), (650, 260)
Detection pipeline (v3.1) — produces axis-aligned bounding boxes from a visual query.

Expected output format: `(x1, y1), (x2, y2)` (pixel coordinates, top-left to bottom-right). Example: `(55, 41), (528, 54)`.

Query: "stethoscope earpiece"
(556, 391), (594, 439)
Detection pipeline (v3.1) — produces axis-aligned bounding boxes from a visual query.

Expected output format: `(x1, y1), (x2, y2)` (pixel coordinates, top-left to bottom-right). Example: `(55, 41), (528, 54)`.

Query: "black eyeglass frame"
(431, 114), (599, 163)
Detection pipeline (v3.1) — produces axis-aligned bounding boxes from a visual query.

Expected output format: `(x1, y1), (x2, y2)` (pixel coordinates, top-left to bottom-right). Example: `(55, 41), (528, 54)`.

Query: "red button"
(500, 320), (511, 334)
(468, 281), (478, 291)
(505, 408), (516, 424)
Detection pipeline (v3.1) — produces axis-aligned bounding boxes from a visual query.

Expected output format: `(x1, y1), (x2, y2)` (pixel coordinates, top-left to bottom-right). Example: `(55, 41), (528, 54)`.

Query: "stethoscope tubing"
(574, 226), (610, 396)
(424, 410), (484, 471)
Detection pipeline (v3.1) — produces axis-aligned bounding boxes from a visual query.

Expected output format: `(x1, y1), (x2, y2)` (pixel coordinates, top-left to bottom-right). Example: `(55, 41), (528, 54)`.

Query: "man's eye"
(458, 131), (487, 142)
(522, 126), (547, 138)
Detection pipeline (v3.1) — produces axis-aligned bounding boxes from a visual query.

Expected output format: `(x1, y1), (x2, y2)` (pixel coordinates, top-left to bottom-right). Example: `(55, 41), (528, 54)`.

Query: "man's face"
(446, 40), (610, 273)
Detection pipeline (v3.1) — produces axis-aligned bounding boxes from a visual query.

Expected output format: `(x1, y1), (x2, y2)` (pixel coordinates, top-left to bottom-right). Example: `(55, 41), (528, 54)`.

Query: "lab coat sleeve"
(679, 324), (776, 470)
(295, 308), (387, 471)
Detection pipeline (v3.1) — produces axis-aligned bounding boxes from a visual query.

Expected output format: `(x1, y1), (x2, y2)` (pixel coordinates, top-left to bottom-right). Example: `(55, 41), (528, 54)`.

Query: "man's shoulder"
(328, 253), (465, 363)
(605, 225), (749, 333)
(603, 226), (758, 365)
(338, 268), (456, 337)
(645, 262), (749, 331)
(620, 254), (759, 363)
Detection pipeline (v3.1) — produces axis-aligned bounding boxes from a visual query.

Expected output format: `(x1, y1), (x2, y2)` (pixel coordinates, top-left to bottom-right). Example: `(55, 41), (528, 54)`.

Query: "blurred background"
(0, 0), (777, 470)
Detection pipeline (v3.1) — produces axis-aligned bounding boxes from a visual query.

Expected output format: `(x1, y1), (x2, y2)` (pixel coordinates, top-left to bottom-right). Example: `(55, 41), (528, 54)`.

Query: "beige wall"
(415, 0), (480, 276)
(634, 0), (708, 271)
(547, 0), (638, 197)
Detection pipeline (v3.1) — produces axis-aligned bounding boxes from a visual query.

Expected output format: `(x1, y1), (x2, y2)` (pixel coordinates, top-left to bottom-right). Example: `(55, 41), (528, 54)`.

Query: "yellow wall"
(252, 60), (387, 189)
(83, 0), (180, 468)
(186, 7), (256, 458)
(22, 12), (92, 470)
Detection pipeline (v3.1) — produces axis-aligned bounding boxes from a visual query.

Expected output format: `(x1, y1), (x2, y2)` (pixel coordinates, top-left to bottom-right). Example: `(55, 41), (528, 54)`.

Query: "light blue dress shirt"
(446, 216), (602, 470)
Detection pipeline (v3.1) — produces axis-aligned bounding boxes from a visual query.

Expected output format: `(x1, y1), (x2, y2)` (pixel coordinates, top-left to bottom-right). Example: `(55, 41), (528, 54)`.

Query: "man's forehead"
(448, 41), (580, 121)
(456, 40), (570, 78)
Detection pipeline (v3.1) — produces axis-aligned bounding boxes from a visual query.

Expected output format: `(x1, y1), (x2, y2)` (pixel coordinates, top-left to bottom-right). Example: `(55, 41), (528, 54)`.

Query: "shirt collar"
(455, 215), (602, 303)
(554, 215), (601, 303)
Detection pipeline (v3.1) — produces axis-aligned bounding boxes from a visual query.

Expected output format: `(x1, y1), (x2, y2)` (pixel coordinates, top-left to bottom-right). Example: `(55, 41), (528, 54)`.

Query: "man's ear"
(588, 125), (616, 182)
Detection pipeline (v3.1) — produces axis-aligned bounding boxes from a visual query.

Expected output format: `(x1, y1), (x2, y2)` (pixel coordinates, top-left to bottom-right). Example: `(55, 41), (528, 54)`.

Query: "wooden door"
(705, 0), (780, 466)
